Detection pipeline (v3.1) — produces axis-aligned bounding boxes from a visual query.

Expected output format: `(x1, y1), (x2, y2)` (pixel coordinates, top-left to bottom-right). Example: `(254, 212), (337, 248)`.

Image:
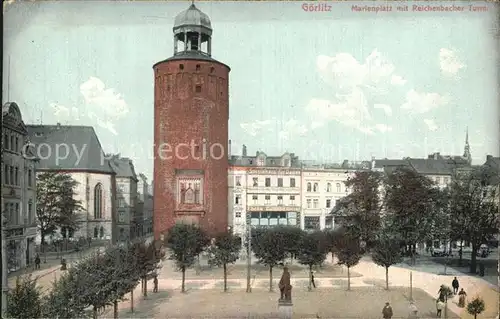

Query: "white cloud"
(400, 89), (449, 114)
(439, 48), (465, 77)
(278, 119), (309, 141)
(423, 119), (438, 131)
(306, 88), (374, 134)
(373, 104), (393, 116)
(80, 76), (129, 119)
(316, 49), (399, 94)
(391, 75), (407, 86)
(311, 49), (406, 134)
(240, 120), (273, 136)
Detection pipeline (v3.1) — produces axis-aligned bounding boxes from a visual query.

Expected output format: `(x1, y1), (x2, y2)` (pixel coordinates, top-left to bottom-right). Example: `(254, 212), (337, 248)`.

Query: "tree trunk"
(93, 306), (98, 319)
(385, 266), (389, 290)
(113, 300), (118, 319)
(181, 267), (186, 292)
(130, 288), (134, 313)
(269, 266), (273, 292)
(458, 239), (463, 266)
(308, 264), (312, 291)
(223, 263), (228, 292)
(347, 266), (351, 290)
(470, 241), (478, 274)
(143, 277), (148, 297)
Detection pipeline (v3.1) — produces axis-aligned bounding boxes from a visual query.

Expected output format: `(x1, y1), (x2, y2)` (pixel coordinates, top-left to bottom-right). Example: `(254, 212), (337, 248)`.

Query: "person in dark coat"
(452, 277), (459, 294)
(153, 275), (158, 293)
(382, 302), (393, 319)
(310, 270), (316, 288)
(34, 254), (40, 270)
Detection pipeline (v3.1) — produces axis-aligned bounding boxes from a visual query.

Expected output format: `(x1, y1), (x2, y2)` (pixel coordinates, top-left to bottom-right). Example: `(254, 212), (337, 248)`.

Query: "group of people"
(436, 277), (468, 317)
(381, 277), (468, 319)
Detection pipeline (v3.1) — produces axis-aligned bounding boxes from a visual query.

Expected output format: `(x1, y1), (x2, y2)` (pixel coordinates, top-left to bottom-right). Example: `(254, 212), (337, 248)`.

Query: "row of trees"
(164, 223), (401, 292)
(7, 240), (163, 319)
(334, 166), (499, 273)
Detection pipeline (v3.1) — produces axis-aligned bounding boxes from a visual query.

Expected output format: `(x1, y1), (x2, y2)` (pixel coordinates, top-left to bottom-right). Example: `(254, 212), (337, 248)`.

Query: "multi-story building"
(2, 102), (38, 271)
(27, 124), (118, 243)
(137, 173), (153, 238)
(301, 160), (370, 232)
(229, 146), (302, 238)
(109, 155), (139, 241)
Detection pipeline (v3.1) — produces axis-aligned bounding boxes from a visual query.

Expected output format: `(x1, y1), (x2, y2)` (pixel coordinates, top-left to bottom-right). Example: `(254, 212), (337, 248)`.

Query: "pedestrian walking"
(34, 253), (40, 270)
(436, 299), (445, 317)
(382, 302), (393, 319)
(153, 274), (158, 293)
(437, 285), (446, 302)
(310, 270), (316, 288)
(452, 277), (459, 294)
(458, 288), (467, 308)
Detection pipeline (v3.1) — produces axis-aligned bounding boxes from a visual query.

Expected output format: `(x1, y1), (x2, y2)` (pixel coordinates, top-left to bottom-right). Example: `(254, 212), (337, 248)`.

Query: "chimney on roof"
(56, 122), (61, 129)
(371, 156), (375, 170)
(228, 140), (232, 159)
(487, 155), (493, 161)
(242, 144), (247, 157)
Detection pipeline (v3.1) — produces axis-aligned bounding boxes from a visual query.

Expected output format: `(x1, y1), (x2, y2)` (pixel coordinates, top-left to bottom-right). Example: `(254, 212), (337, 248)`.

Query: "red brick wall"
(153, 59), (230, 239)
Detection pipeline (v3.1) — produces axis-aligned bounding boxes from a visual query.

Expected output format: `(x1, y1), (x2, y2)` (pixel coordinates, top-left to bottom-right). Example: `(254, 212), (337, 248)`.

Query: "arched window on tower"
(99, 226), (104, 238)
(94, 227), (98, 238)
(94, 183), (103, 219)
(326, 183), (332, 192)
(313, 183), (318, 192)
(307, 183), (311, 192)
(336, 183), (341, 193)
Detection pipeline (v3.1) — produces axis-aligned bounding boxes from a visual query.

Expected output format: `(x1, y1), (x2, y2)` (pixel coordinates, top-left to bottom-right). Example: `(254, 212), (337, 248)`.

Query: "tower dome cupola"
(173, 4), (213, 57)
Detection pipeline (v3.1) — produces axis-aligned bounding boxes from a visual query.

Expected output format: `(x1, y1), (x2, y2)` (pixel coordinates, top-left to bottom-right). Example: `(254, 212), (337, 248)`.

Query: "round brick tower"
(153, 3), (230, 239)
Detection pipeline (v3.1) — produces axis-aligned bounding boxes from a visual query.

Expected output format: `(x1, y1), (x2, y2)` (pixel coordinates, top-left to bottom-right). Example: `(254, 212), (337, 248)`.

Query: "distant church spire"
(463, 127), (471, 164)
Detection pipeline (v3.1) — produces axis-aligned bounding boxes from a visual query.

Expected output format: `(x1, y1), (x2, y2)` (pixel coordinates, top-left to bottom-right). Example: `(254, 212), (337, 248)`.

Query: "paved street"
(8, 246), (105, 293)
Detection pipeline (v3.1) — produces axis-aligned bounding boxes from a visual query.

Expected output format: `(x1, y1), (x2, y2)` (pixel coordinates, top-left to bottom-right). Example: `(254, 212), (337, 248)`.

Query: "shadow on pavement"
(122, 290), (173, 318)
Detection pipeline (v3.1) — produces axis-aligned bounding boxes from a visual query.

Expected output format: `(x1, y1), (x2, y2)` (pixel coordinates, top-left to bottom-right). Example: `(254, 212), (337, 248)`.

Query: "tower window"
(196, 64), (200, 71)
(179, 64), (184, 70)
(196, 85), (202, 93)
(210, 67), (215, 73)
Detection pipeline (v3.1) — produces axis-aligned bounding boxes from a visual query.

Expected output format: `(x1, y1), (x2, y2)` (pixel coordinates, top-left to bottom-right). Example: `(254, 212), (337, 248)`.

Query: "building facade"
(301, 166), (352, 232)
(229, 148), (302, 237)
(2, 102), (38, 272)
(153, 3), (230, 238)
(137, 173), (153, 238)
(27, 124), (118, 243)
(109, 156), (139, 241)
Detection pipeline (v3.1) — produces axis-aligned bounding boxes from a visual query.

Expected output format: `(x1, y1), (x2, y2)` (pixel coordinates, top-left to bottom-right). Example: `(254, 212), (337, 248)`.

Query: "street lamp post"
(246, 220), (252, 293)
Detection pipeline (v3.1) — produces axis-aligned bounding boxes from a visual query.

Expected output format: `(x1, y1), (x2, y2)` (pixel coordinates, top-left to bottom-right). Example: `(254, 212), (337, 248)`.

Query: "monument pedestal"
(278, 299), (293, 319)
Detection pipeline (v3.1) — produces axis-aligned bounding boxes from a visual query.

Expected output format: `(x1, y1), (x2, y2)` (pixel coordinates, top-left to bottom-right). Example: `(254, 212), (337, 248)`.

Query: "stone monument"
(278, 266), (293, 319)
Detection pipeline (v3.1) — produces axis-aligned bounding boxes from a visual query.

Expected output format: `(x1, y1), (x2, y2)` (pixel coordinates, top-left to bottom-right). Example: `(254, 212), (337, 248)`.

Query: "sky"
(4, 1), (499, 180)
